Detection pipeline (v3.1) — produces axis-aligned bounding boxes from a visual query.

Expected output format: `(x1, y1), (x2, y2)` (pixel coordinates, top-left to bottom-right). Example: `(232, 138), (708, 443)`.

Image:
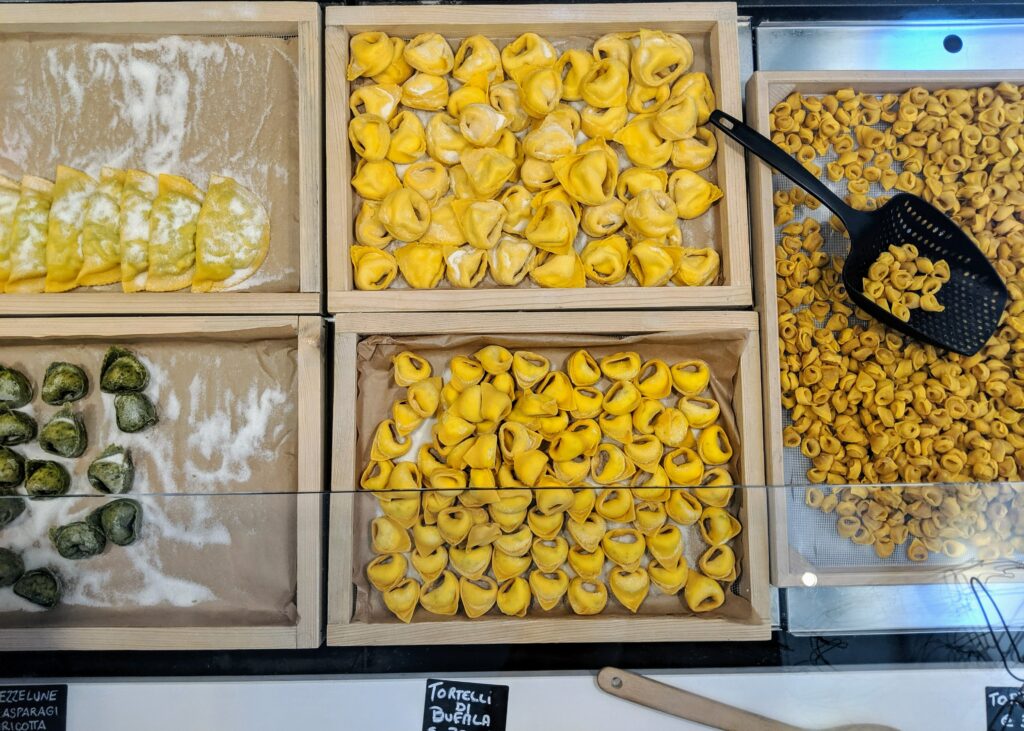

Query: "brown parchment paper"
(0, 33), (300, 291)
(350, 331), (760, 626)
(0, 334), (299, 628)
(347, 31), (724, 290)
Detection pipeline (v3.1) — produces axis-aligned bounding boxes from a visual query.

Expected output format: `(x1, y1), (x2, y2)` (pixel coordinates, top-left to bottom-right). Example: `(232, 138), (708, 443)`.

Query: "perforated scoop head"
(709, 109), (1009, 357)
(842, 193), (1008, 356)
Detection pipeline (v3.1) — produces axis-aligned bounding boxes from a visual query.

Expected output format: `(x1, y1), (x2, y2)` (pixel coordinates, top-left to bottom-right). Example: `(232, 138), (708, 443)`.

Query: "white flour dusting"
(0, 343), (295, 615)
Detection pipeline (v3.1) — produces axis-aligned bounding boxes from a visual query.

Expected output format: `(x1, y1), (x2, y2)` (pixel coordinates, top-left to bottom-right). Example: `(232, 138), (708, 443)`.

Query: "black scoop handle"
(709, 110), (862, 226)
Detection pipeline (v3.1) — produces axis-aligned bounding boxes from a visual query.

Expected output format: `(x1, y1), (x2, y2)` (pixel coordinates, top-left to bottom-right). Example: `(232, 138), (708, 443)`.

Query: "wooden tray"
(327, 311), (770, 645)
(0, 2), (322, 315)
(0, 315), (323, 650)
(325, 3), (751, 313)
(747, 70), (1024, 587)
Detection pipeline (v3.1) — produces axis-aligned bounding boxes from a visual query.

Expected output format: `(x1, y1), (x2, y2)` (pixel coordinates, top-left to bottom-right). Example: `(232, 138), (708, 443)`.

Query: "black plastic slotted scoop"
(709, 109), (1009, 356)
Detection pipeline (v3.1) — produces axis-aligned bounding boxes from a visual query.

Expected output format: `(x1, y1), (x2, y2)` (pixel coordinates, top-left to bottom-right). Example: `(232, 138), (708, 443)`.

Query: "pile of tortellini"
(0, 166), (269, 294)
(361, 345), (743, 622)
(347, 29), (724, 290)
(771, 84), (1024, 561)
(0, 348), (150, 608)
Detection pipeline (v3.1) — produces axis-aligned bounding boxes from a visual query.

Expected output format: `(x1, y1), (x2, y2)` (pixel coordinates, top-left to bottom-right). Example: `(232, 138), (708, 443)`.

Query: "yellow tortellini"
(347, 28), (723, 291)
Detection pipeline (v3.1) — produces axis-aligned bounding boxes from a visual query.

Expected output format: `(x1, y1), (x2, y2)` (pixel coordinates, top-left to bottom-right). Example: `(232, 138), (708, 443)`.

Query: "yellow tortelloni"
(421, 198), (465, 247)
(351, 245), (398, 290)
(654, 96), (699, 141)
(500, 33), (558, 84)
(697, 424), (733, 465)
(496, 576), (532, 617)
(678, 395), (720, 427)
(613, 115), (674, 168)
(349, 83), (403, 121)
(395, 243), (446, 289)
(663, 447), (704, 485)
(453, 35), (504, 89)
(383, 577), (420, 623)
(447, 85), (489, 118)
(581, 199), (626, 238)
(401, 72), (449, 111)
(403, 32), (455, 75)
(519, 66), (563, 118)
(666, 489), (703, 525)
(568, 577), (608, 615)
(525, 200), (579, 256)
(404, 160), (450, 205)
(529, 569), (570, 611)
(489, 235), (537, 286)
(420, 571), (461, 616)
(672, 127), (718, 171)
(632, 30), (694, 87)
(445, 247), (489, 289)
(460, 576), (498, 619)
(617, 168), (668, 201)
(671, 72), (716, 125)
(630, 240), (683, 288)
(593, 32), (633, 65)
(387, 111), (427, 164)
(373, 38), (413, 86)
(489, 81), (531, 133)
(624, 189), (678, 238)
(602, 528), (647, 571)
(673, 247), (720, 287)
(684, 571), (726, 613)
(352, 159), (401, 201)
(552, 141), (618, 206)
(378, 188), (431, 242)
(609, 567), (651, 613)
(499, 185), (533, 235)
(628, 81), (672, 115)
(700, 506), (743, 546)
(347, 32), (396, 80)
(699, 545), (738, 582)
(459, 103), (509, 147)
(523, 115), (577, 162)
(555, 50), (593, 102)
(349, 113), (391, 161)
(520, 157), (558, 192)
(581, 105), (629, 139)
(648, 559), (688, 595)
(581, 235), (629, 285)
(670, 359), (710, 396)
(669, 169), (723, 220)
(460, 147), (518, 198)
(366, 553), (408, 592)
(573, 57), (626, 110)
(530, 251), (586, 288)
(425, 114), (469, 167)
(452, 199), (507, 250)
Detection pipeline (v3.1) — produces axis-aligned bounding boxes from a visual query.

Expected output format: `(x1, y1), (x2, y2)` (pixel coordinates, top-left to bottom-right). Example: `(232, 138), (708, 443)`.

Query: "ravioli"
(0, 176), (20, 290)
(193, 176), (270, 292)
(77, 167), (125, 287)
(5, 176), (54, 294)
(145, 174), (203, 292)
(45, 165), (98, 293)
(119, 170), (158, 293)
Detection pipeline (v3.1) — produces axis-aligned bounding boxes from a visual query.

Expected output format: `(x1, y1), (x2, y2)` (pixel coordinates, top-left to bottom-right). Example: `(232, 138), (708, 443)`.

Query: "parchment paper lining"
(0, 333), (299, 628)
(0, 33), (300, 292)
(350, 331), (760, 625)
(348, 31), (725, 290)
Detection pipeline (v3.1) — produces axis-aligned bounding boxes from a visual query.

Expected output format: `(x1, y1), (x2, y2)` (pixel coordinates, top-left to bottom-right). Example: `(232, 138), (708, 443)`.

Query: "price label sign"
(987, 686), (1024, 728)
(422, 678), (509, 731)
(0, 684), (66, 731)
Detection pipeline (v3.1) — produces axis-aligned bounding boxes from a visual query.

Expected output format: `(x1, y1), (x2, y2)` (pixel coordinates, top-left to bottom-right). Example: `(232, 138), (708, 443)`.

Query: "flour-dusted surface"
(0, 337), (299, 628)
(0, 34), (300, 292)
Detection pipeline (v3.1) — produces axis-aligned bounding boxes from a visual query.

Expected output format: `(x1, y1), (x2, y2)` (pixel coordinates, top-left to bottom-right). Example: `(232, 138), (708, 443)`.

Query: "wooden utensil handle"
(597, 667), (806, 731)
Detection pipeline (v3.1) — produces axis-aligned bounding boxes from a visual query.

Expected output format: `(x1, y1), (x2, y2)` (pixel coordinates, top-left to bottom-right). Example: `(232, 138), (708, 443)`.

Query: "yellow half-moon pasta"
(118, 169), (158, 293)
(145, 174), (203, 292)
(76, 167), (125, 287)
(45, 165), (97, 293)
(5, 176), (54, 293)
(0, 175), (20, 289)
(192, 175), (270, 293)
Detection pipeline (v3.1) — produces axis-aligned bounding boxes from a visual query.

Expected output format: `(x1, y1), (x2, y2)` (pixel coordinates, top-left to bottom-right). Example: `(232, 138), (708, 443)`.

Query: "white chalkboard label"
(422, 678), (509, 731)
(987, 686), (1024, 728)
(0, 684), (66, 731)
